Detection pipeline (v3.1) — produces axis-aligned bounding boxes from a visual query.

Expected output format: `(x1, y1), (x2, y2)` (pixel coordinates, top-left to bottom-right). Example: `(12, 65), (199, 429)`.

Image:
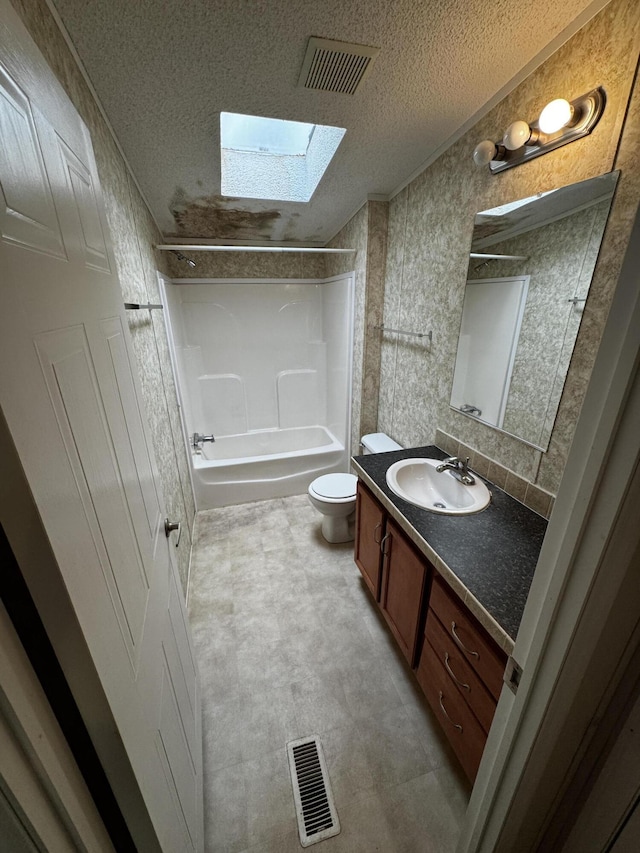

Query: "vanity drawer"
(429, 575), (506, 701)
(425, 609), (497, 734)
(416, 639), (486, 782)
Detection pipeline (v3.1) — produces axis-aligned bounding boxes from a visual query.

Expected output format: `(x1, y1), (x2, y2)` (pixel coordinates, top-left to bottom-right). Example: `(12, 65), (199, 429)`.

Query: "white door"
(0, 5), (202, 851)
(450, 276), (529, 428)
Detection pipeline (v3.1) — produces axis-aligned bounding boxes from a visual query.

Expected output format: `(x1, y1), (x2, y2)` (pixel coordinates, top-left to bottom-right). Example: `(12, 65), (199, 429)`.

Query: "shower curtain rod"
(156, 244), (355, 254)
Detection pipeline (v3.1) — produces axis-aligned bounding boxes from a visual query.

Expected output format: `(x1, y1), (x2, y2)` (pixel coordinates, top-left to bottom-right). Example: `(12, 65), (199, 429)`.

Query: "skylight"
(221, 113), (315, 156)
(481, 190), (556, 217)
(220, 112), (346, 203)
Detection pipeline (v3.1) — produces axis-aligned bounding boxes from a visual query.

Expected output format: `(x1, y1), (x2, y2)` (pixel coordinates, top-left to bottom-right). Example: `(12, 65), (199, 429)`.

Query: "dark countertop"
(351, 445), (547, 652)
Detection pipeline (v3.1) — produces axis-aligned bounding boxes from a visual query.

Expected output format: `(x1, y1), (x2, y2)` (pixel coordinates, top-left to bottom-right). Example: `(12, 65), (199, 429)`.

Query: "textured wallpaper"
(165, 250), (327, 280)
(11, 0), (196, 594)
(324, 200), (390, 455)
(360, 201), (389, 443)
(370, 0), (640, 496)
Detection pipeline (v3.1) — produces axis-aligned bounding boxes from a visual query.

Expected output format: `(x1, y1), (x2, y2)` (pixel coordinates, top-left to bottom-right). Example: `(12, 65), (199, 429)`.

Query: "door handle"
(164, 518), (181, 546)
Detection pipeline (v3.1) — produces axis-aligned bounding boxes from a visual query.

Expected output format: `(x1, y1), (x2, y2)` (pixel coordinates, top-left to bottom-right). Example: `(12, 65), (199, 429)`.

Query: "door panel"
(0, 64), (66, 259)
(0, 8), (203, 850)
(155, 564), (202, 850)
(34, 325), (151, 668)
(99, 316), (162, 547)
(57, 133), (111, 273)
(158, 652), (198, 845)
(166, 572), (199, 763)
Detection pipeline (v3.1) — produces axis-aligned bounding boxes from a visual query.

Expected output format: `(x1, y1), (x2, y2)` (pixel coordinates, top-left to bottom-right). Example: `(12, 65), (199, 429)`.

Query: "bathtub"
(192, 425), (347, 509)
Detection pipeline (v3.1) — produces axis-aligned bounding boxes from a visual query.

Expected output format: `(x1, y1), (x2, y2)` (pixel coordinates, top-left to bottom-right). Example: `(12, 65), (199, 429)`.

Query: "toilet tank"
(360, 433), (402, 454)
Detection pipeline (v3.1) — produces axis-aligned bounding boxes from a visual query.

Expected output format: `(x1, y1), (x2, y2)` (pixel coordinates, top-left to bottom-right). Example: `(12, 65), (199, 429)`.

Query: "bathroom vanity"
(352, 445), (547, 782)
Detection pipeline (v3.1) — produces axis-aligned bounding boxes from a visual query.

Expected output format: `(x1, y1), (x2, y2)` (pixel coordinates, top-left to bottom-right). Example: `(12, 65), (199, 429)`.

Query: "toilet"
(308, 433), (402, 543)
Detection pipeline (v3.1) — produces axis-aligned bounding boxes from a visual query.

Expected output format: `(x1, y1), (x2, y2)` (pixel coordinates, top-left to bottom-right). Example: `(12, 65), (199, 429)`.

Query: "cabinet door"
(354, 483), (385, 599)
(380, 519), (429, 666)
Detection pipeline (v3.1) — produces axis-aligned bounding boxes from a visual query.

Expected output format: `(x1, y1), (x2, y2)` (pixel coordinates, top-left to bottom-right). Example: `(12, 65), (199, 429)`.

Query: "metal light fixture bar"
(474, 88), (606, 174)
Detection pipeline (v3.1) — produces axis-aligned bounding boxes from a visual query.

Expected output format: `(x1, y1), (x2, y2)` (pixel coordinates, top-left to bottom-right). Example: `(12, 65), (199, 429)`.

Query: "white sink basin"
(386, 458), (491, 515)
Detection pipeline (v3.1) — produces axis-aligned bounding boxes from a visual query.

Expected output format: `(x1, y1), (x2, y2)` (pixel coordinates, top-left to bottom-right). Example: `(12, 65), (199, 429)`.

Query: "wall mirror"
(450, 170), (618, 450)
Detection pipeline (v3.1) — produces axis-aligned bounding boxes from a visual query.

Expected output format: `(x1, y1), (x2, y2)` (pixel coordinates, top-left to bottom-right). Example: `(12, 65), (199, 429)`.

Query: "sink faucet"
(192, 432), (215, 448)
(436, 456), (476, 486)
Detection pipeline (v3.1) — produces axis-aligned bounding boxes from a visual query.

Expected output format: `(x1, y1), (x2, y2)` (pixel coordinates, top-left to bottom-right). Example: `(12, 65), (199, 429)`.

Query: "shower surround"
(163, 276), (354, 508)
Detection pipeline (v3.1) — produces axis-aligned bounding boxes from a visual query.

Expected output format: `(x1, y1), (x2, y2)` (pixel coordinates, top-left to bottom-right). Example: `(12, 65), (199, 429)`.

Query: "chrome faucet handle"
(437, 455), (476, 484)
(459, 458), (475, 485)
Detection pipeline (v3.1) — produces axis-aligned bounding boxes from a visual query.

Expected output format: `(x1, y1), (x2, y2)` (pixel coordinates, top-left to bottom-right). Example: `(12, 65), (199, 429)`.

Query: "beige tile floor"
(188, 494), (471, 853)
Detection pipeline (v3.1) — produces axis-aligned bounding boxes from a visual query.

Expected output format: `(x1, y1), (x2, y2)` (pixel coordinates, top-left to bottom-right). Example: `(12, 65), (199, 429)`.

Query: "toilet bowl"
(308, 433), (402, 544)
(308, 473), (358, 544)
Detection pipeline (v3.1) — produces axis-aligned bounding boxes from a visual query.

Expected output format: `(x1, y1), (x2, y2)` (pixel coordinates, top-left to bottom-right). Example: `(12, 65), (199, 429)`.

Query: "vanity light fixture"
(473, 87), (606, 173)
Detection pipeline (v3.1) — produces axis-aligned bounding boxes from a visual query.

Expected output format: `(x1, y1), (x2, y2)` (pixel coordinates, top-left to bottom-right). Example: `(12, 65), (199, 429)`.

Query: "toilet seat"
(309, 473), (357, 502)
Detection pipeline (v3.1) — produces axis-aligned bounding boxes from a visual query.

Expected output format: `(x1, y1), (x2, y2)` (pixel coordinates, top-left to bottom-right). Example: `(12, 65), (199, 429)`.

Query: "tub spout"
(192, 432), (215, 448)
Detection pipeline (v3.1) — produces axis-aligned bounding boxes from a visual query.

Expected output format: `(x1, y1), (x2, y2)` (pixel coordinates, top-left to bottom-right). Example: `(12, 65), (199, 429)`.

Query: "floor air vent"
(298, 37), (379, 95)
(287, 736), (340, 847)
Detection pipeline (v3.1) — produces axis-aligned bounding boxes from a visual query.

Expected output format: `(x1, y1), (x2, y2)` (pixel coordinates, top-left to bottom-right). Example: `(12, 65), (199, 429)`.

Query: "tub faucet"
(436, 456), (476, 486)
(192, 432), (215, 448)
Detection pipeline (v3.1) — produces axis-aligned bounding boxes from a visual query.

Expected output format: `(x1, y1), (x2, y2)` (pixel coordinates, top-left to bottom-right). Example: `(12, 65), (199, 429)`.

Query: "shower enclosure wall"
(162, 275), (354, 509)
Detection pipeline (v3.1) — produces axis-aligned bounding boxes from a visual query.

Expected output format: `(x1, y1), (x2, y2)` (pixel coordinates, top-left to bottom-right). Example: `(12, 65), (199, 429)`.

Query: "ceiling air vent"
(298, 37), (379, 95)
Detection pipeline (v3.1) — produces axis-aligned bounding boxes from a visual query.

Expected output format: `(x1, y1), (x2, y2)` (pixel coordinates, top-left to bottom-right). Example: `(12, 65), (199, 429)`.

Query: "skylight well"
(220, 112), (345, 203)
(481, 190), (556, 217)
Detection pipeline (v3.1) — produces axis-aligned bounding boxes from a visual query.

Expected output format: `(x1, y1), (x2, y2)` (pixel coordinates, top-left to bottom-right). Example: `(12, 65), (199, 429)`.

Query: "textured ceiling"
(50, 0), (605, 244)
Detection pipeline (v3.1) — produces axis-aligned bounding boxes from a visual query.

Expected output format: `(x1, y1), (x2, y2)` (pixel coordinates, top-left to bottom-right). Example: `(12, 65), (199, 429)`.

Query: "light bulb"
(539, 98), (574, 133)
(473, 139), (497, 166)
(503, 120), (532, 151)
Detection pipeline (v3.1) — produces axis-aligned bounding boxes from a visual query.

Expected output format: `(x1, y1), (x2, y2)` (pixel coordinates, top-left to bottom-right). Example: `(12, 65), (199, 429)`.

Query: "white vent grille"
(298, 37), (379, 95)
(287, 736), (340, 847)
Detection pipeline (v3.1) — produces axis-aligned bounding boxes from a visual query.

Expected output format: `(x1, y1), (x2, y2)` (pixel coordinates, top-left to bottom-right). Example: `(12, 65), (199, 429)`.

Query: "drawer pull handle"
(444, 653), (470, 691)
(374, 522), (382, 544)
(451, 621), (479, 659)
(438, 691), (463, 732)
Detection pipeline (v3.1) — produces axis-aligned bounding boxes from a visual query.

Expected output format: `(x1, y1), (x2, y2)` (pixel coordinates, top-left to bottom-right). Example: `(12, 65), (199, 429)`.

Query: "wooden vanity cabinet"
(354, 482), (386, 599)
(353, 479), (508, 783)
(380, 517), (431, 667)
(416, 574), (507, 782)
